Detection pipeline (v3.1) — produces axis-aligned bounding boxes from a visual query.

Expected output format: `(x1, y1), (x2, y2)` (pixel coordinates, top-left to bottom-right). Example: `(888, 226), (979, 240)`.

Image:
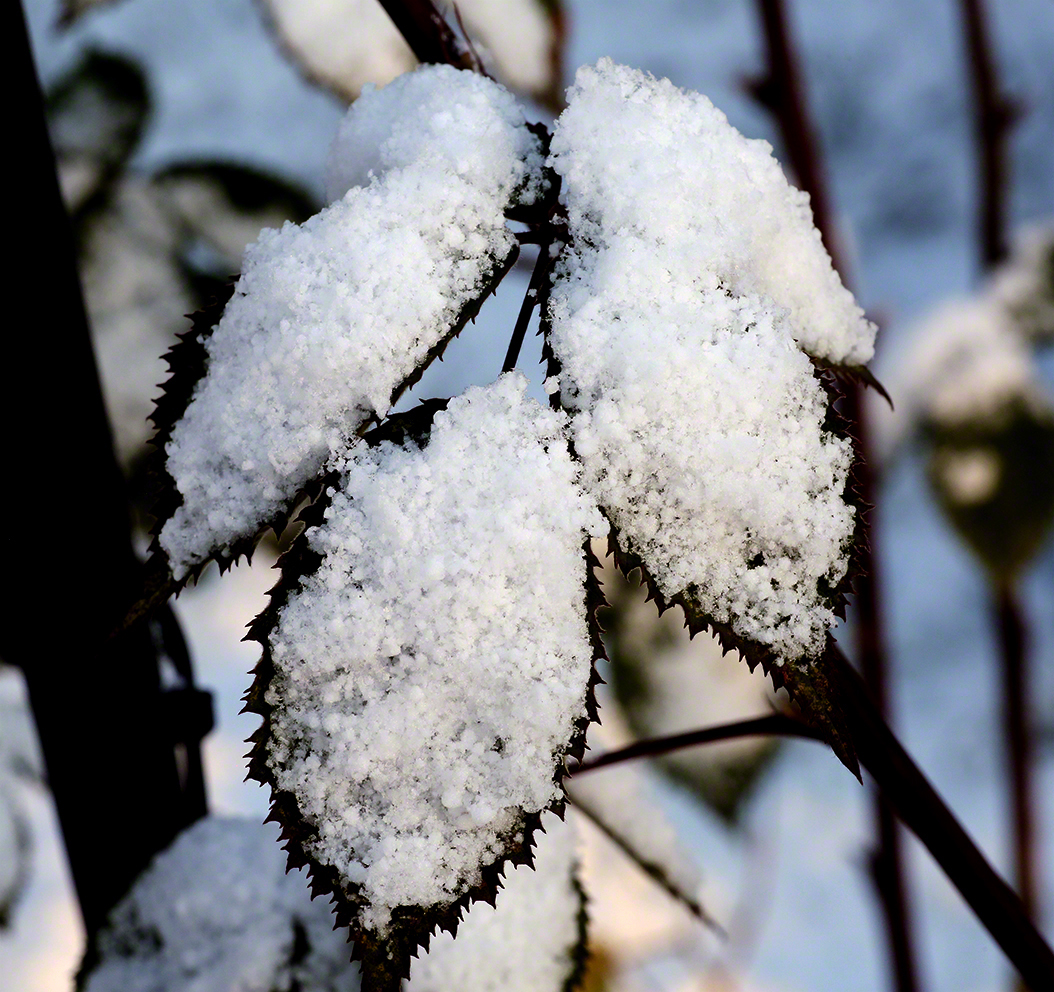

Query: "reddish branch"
(959, 0), (1016, 267)
(750, 3), (921, 989)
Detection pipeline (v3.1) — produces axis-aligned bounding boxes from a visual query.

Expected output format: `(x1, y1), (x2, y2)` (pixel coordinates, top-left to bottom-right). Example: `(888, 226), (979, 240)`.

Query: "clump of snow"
(894, 297), (1045, 431)
(82, 817), (361, 992)
(160, 66), (539, 578)
(547, 61), (857, 663)
(266, 375), (605, 935)
(550, 59), (874, 368)
(406, 812), (582, 992)
(990, 222), (1054, 343)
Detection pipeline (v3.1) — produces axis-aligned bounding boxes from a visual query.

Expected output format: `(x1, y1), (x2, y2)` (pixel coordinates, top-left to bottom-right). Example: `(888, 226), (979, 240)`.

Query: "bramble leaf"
(143, 66), (541, 600)
(244, 378), (605, 990)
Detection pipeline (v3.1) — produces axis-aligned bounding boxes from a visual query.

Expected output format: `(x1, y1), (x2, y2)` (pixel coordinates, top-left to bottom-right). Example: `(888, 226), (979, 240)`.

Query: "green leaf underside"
(131, 244), (519, 627)
(241, 402), (605, 992)
(927, 401), (1054, 581)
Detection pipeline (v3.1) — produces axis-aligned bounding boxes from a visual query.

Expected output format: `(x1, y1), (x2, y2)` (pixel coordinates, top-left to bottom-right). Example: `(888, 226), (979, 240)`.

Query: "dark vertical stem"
(994, 582), (1039, 924)
(751, 3), (920, 990)
(959, 0), (1014, 267)
(5, 1), (208, 935)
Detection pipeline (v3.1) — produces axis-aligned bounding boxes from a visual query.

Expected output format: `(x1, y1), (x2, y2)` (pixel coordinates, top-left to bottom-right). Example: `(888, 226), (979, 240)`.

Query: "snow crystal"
(547, 61), (857, 663)
(160, 66), (539, 578)
(549, 59), (874, 367)
(266, 375), (605, 934)
(406, 813), (581, 992)
(82, 817), (360, 992)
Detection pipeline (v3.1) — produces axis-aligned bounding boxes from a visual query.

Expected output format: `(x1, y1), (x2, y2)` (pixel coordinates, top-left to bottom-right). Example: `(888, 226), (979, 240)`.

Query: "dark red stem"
(959, 0), (1015, 267)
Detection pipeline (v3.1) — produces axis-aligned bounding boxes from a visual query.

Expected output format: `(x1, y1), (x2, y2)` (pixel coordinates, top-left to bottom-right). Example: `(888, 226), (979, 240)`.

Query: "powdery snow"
(549, 59), (875, 368)
(160, 66), (539, 578)
(547, 62), (856, 663)
(406, 813), (582, 992)
(266, 375), (605, 935)
(81, 817), (360, 992)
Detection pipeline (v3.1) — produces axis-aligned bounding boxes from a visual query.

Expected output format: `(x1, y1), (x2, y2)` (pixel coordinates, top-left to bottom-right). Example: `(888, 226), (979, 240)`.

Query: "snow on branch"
(157, 66), (542, 579)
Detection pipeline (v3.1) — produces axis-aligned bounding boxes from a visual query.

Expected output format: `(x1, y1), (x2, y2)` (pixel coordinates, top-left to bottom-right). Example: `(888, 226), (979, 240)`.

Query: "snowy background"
(5, 0), (1054, 990)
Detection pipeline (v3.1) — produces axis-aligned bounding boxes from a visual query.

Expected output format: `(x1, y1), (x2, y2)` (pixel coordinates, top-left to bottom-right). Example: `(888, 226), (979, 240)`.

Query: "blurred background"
(3, 0), (1053, 990)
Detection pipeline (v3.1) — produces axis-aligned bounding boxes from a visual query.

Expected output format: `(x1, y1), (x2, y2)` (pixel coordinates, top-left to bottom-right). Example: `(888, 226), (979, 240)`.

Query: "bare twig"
(376, 0), (482, 73)
(502, 242), (551, 373)
(567, 712), (824, 775)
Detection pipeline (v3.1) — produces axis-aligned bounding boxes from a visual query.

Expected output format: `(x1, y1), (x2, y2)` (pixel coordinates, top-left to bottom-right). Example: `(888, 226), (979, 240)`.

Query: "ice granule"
(160, 66), (539, 578)
(406, 813), (581, 992)
(267, 374), (605, 934)
(547, 61), (857, 663)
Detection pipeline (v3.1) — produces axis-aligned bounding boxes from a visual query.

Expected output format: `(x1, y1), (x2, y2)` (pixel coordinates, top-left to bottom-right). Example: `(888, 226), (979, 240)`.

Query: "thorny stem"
(567, 712), (824, 775)
(751, 3), (921, 989)
(502, 239), (552, 373)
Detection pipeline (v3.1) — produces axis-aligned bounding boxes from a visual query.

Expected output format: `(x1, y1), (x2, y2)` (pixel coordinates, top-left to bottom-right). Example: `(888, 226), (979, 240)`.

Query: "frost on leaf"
(546, 60), (860, 669)
(154, 66), (541, 581)
(79, 818), (361, 992)
(245, 376), (605, 989)
(406, 813), (587, 992)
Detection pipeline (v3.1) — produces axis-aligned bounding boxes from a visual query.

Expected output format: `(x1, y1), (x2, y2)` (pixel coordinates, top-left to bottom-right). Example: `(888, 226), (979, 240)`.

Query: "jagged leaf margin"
(242, 400), (604, 991)
(126, 245), (519, 629)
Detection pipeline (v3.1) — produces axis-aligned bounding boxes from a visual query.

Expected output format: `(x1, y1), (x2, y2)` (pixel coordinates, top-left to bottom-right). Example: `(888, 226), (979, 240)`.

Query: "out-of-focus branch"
(749, 4), (921, 990)
(959, 0), (1017, 267)
(995, 581), (1039, 923)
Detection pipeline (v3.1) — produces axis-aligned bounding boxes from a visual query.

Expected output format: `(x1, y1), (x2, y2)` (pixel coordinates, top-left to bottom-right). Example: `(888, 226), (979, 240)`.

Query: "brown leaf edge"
(241, 401), (604, 992)
(121, 245), (520, 634)
(542, 279), (864, 776)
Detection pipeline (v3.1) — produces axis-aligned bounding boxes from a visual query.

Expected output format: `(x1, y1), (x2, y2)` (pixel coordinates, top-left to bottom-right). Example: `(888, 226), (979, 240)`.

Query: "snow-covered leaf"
(599, 558), (779, 825)
(152, 66), (541, 584)
(546, 61), (863, 675)
(405, 812), (587, 992)
(992, 222), (1054, 344)
(244, 377), (605, 989)
(78, 817), (362, 992)
(259, 0), (565, 109)
(47, 49), (149, 215)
